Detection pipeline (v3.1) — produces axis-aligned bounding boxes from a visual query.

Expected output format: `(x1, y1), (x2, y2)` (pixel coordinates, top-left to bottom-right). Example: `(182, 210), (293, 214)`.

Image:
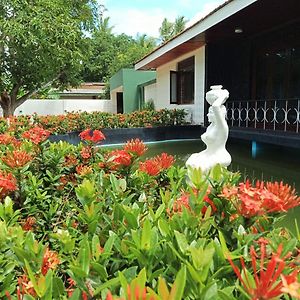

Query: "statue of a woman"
(186, 85), (231, 173)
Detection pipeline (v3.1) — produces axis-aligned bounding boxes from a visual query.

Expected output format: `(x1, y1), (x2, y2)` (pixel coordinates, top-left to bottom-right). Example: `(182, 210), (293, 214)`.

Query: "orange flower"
(17, 275), (36, 297)
(172, 192), (191, 214)
(139, 153), (175, 176)
(264, 181), (300, 212)
(2, 150), (32, 168)
(76, 164), (93, 176)
(22, 216), (36, 231)
(228, 243), (297, 300)
(79, 129), (105, 143)
(22, 126), (50, 144)
(154, 152), (175, 170)
(80, 146), (92, 159)
(106, 284), (153, 300)
(0, 170), (17, 198)
(123, 139), (147, 156)
(281, 274), (300, 299)
(0, 133), (15, 145)
(41, 248), (60, 275)
(109, 150), (132, 168)
(220, 180), (300, 218)
(64, 154), (78, 167)
(139, 159), (160, 176)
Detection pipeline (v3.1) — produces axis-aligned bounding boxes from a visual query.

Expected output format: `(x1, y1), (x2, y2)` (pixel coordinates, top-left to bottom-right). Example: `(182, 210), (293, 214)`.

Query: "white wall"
(144, 83), (157, 103)
(155, 47), (206, 124)
(9, 99), (113, 116)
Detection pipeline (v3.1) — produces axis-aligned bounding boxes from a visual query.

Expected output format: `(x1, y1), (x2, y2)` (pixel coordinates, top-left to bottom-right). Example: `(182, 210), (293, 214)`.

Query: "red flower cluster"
(22, 126), (50, 144)
(139, 152), (175, 176)
(124, 138), (147, 156)
(0, 170), (17, 198)
(80, 146), (92, 159)
(221, 180), (300, 217)
(109, 149), (132, 168)
(228, 241), (298, 300)
(79, 129), (105, 143)
(17, 275), (36, 298)
(41, 248), (60, 275)
(2, 150), (32, 168)
(22, 216), (36, 231)
(0, 133), (15, 145)
(76, 164), (93, 176)
(171, 192), (191, 215)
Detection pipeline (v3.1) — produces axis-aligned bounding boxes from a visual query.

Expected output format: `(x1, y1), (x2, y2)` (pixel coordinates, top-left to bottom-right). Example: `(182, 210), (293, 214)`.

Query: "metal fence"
(225, 98), (300, 133)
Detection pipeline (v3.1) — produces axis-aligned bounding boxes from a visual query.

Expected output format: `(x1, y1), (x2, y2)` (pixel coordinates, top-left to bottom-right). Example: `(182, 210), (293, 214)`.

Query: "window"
(170, 56), (195, 104)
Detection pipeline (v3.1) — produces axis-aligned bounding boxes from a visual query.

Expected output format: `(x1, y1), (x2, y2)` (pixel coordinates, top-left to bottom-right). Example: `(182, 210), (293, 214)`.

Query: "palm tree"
(159, 16), (187, 44)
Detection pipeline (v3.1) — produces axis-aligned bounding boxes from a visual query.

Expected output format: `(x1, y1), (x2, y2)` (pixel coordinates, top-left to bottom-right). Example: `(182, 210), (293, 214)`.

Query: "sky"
(99, 0), (226, 38)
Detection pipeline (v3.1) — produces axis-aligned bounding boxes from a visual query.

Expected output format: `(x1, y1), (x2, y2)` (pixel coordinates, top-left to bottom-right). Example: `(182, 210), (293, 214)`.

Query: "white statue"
(186, 85), (231, 173)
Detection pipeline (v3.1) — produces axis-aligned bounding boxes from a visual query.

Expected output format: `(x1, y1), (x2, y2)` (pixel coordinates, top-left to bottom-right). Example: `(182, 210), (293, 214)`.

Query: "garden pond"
(105, 138), (300, 232)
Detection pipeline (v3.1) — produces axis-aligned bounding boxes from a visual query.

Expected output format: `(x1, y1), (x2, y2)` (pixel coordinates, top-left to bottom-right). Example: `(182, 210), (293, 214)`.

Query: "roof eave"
(135, 0), (257, 70)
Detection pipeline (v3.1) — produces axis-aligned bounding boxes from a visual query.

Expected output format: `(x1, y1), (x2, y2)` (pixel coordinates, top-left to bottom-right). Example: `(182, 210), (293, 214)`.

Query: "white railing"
(225, 98), (300, 133)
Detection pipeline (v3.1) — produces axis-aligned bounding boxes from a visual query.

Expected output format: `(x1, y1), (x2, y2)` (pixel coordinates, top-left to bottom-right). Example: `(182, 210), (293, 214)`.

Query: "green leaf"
(155, 203), (165, 220)
(68, 288), (81, 300)
(94, 277), (120, 295)
(104, 232), (116, 254)
(158, 219), (170, 237)
(141, 219), (151, 250)
(78, 236), (90, 276)
(75, 179), (96, 206)
(52, 277), (65, 298)
(25, 259), (41, 297)
(43, 270), (53, 300)
(169, 266), (186, 300)
(158, 277), (170, 299)
(91, 262), (108, 280)
(203, 283), (218, 300)
(174, 231), (189, 254)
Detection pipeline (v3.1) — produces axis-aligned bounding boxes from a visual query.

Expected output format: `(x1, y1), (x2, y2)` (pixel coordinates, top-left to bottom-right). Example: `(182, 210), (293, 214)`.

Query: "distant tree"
(159, 16), (187, 43)
(0, 0), (96, 116)
(81, 18), (157, 83)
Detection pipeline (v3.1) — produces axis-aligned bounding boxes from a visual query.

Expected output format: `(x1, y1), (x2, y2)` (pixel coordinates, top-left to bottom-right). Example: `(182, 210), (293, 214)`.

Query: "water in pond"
(106, 139), (300, 232)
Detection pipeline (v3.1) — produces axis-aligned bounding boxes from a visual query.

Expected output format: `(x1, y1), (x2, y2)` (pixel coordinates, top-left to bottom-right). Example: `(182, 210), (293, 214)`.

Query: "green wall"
(110, 69), (156, 113)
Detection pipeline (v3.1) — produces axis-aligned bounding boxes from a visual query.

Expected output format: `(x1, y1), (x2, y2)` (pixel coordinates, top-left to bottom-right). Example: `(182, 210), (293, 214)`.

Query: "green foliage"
(0, 109), (188, 135)
(81, 18), (156, 82)
(159, 16), (187, 43)
(0, 0), (96, 116)
(0, 130), (298, 298)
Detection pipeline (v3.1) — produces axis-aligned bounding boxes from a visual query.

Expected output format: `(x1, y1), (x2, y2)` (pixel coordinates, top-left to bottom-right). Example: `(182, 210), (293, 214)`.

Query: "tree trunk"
(0, 91), (16, 117)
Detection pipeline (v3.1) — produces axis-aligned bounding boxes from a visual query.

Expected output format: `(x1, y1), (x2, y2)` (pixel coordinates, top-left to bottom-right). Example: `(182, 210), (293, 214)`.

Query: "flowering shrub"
(0, 129), (299, 299)
(0, 109), (187, 136)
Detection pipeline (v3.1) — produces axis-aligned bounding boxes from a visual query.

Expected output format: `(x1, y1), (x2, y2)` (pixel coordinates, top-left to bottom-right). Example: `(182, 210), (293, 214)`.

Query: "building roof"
(135, 0), (257, 70)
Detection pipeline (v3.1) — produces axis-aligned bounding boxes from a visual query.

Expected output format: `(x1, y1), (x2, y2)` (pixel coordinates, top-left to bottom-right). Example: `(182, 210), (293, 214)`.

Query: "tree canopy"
(81, 18), (157, 83)
(0, 0), (96, 116)
(159, 16), (187, 43)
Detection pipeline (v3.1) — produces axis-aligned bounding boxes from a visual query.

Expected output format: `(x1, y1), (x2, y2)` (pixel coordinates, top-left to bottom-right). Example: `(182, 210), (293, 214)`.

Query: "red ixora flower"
(123, 138), (147, 156)
(109, 149), (132, 168)
(79, 129), (105, 143)
(227, 242), (298, 300)
(22, 126), (50, 144)
(139, 152), (175, 176)
(0, 170), (18, 198)
(17, 274), (36, 298)
(2, 150), (32, 168)
(41, 248), (60, 275)
(220, 180), (300, 218)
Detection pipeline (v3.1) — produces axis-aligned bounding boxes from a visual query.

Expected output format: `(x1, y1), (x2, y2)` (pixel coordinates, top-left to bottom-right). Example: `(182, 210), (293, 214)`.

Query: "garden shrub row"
(0, 127), (299, 299)
(0, 109), (187, 136)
